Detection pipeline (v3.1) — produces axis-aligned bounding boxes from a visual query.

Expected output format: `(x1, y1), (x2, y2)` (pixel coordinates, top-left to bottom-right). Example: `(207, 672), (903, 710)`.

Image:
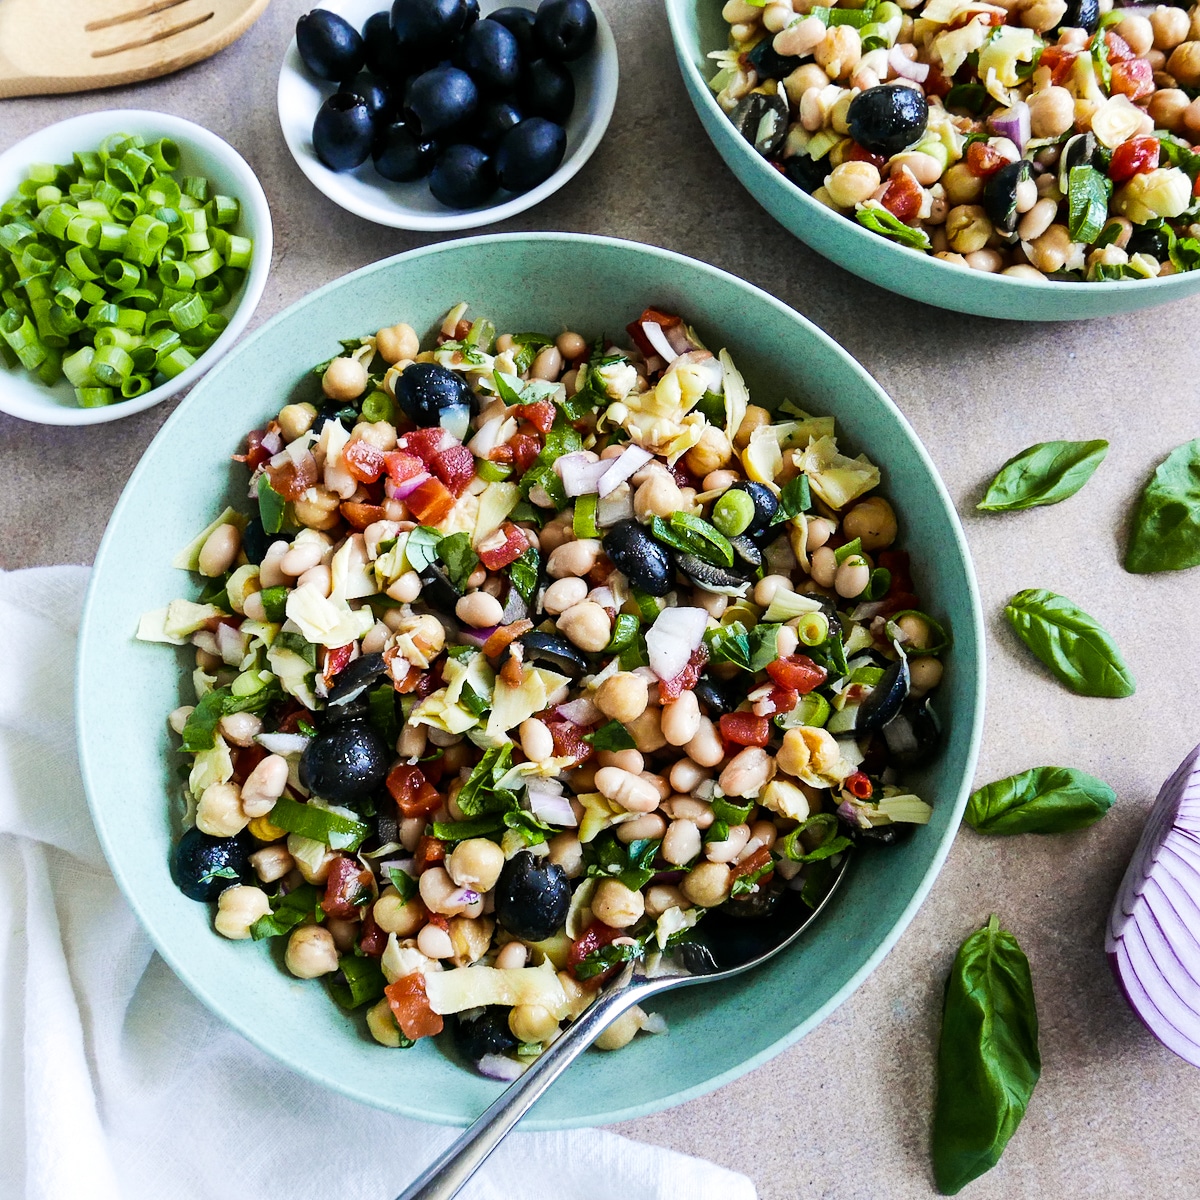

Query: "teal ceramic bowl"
(77, 233), (984, 1128)
(665, 0), (1200, 321)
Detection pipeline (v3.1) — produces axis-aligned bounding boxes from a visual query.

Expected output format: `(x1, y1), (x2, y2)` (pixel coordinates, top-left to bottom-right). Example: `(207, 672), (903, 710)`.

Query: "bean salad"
(711, 0), (1200, 281)
(141, 302), (949, 1075)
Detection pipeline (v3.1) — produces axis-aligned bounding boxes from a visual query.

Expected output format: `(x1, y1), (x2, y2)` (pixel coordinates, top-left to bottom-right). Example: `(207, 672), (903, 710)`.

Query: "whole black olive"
(407, 65), (479, 137)
(297, 9), (365, 81)
(391, 0), (469, 52)
(475, 98), (524, 150)
(429, 143), (497, 207)
(242, 515), (268, 565)
(520, 58), (575, 123)
(495, 117), (566, 192)
(1057, 0), (1099, 33)
(730, 91), (789, 158)
(463, 0), (480, 28)
(847, 84), (928, 158)
(340, 72), (396, 124)
(394, 361), (474, 426)
(494, 852), (571, 941)
(459, 18), (522, 94)
(782, 152), (831, 194)
(603, 518), (672, 596)
(172, 826), (253, 902)
(534, 0), (597, 62)
(362, 10), (406, 79)
(312, 92), (375, 171)
(490, 6), (537, 58)
(745, 34), (803, 81)
(729, 480), (778, 536)
(373, 120), (437, 181)
(454, 1006), (519, 1062)
(984, 158), (1032, 240)
(301, 718), (389, 806)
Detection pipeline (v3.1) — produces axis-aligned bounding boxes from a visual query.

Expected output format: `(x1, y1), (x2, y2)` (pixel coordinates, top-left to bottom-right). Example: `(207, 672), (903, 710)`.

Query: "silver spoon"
(395, 858), (851, 1200)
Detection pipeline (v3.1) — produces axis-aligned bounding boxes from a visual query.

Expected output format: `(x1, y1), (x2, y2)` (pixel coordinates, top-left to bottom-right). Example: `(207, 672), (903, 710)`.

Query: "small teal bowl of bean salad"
(0, 109), (271, 425)
(77, 233), (983, 1126)
(666, 0), (1200, 319)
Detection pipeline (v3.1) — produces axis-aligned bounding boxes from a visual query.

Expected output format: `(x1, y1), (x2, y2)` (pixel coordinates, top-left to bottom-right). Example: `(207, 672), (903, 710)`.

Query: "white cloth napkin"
(0, 565), (756, 1200)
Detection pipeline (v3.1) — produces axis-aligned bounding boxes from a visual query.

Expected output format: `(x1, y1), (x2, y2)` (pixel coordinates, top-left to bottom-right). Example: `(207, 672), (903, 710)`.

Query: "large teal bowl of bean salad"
(667, 0), (1200, 320)
(76, 233), (984, 1127)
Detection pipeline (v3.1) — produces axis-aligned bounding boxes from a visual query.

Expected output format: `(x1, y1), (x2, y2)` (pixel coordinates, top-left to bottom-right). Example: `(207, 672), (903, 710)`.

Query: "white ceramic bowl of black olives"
(277, 0), (618, 229)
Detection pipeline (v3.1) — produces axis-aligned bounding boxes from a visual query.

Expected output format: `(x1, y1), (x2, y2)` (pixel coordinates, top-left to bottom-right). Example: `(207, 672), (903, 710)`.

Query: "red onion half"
(1107, 742), (1200, 1066)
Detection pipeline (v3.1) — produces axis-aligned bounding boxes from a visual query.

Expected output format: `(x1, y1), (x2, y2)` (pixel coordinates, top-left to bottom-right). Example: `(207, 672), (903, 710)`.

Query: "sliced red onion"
(385, 471), (431, 500)
(1107, 742), (1200, 1067)
(528, 791), (577, 827)
(448, 885), (481, 908)
(215, 621), (245, 665)
(260, 430), (284, 455)
(988, 101), (1031, 153)
(377, 857), (416, 877)
(664, 323), (693, 356)
(646, 606), (708, 681)
(256, 732), (311, 756)
(556, 697), (599, 725)
(597, 445), (653, 497)
(649, 869), (685, 887)
(589, 586), (615, 612)
(475, 1054), (527, 1081)
(889, 46), (929, 82)
(851, 599), (891, 622)
(641, 320), (679, 363)
(555, 451), (610, 498)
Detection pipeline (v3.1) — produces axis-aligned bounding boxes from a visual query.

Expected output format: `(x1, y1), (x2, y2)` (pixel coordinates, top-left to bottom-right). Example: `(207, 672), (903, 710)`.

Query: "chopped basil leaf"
(455, 744), (516, 816)
(617, 633), (649, 671)
(771, 473), (812, 525)
(459, 682), (489, 717)
(250, 884), (324, 940)
(604, 613), (640, 653)
(387, 866), (418, 902)
(181, 681), (283, 752)
(748, 622), (782, 672)
(405, 525), (443, 573)
(1067, 165), (1111, 245)
(431, 814), (506, 841)
(367, 683), (399, 749)
(510, 547), (540, 604)
(198, 864), (240, 886)
(275, 631), (319, 667)
(259, 584), (289, 623)
(585, 720), (637, 751)
(510, 332), (553, 374)
(584, 833), (661, 891)
(863, 567), (891, 601)
(945, 83), (989, 115)
(574, 936), (647, 981)
(297, 718), (318, 737)
(328, 955), (386, 1010)
(437, 531), (479, 592)
(856, 204), (932, 251)
(503, 808), (553, 846)
(257, 474), (287, 535)
(649, 513), (734, 568)
(705, 621), (751, 670)
(269, 795), (370, 850)
(730, 857), (775, 897)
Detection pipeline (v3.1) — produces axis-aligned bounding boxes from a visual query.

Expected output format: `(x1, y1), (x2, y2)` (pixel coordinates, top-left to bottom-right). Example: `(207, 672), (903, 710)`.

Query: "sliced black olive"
(745, 35), (804, 81)
(855, 656), (911, 736)
(1127, 225), (1170, 260)
(728, 534), (763, 570)
(454, 1006), (518, 1062)
(1056, 0), (1099, 33)
(1058, 131), (1099, 194)
(394, 361), (474, 427)
(172, 826), (253, 901)
(419, 560), (462, 613)
(534, 0), (597, 62)
(301, 718), (390, 806)
(984, 159), (1033, 241)
(677, 552), (750, 596)
(883, 696), (942, 768)
(728, 480), (777, 537)
(297, 9), (365, 82)
(242, 515), (268, 565)
(500, 584), (529, 624)
(694, 672), (741, 717)
(782, 152), (831, 195)
(603, 519), (672, 596)
(327, 652), (388, 707)
(494, 852), (571, 941)
(847, 84), (928, 158)
(730, 91), (790, 158)
(855, 822), (912, 847)
(312, 93), (375, 171)
(517, 630), (588, 676)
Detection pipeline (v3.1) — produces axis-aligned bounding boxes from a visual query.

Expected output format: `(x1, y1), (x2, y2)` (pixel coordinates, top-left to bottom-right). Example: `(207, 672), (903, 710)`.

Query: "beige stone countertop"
(4, 1), (1200, 1196)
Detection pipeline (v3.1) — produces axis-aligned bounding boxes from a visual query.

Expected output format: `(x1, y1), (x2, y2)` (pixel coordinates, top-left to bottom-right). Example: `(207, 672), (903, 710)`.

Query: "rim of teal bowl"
(77, 232), (985, 1128)
(663, 0), (1200, 317)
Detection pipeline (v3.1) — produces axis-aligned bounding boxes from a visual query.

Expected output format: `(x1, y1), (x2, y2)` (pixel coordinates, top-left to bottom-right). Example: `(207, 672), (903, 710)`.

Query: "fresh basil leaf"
(1125, 438), (1200, 573)
(747, 623), (781, 672)
(296, 717), (318, 737)
(503, 808), (553, 846)
(771, 474), (812, 525)
(180, 688), (229, 752)
(431, 814), (507, 841)
(977, 439), (1109, 512)
(437, 531), (479, 592)
(197, 864), (240, 886)
(510, 547), (540, 604)
(510, 332), (553, 374)
(250, 884), (324, 940)
(1169, 235), (1200, 273)
(965, 766), (1115, 835)
(574, 936), (647, 980)
(932, 915), (1040, 1195)
(1067, 165), (1111, 245)
(604, 613), (640, 654)
(855, 204), (932, 250)
(944, 82), (989, 115)
(259, 584), (289, 623)
(492, 369), (524, 406)
(404, 525), (443, 574)
(519, 423), (582, 507)
(585, 720), (638, 751)
(1158, 135), (1200, 181)
(704, 621), (751, 671)
(328, 955), (386, 1010)
(367, 683), (399, 748)
(584, 833), (661, 891)
(257, 473), (286, 534)
(387, 866), (417, 902)
(1004, 589), (1135, 698)
(455, 744), (515, 816)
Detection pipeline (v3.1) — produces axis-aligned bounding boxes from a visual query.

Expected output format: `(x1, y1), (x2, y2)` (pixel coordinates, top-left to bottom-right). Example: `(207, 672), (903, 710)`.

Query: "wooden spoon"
(0, 0), (271, 98)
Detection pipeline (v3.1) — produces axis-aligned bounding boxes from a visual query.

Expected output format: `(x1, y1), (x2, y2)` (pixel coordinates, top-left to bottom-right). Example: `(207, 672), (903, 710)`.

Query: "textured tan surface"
(4, 2), (1200, 1196)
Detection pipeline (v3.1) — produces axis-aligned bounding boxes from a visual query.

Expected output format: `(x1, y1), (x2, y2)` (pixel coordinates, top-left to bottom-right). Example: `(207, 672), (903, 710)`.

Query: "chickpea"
(595, 672), (650, 724)
(809, 545), (838, 588)
(1151, 4), (1190, 50)
(1116, 13), (1154, 56)
(592, 878), (646, 928)
(681, 861), (733, 908)
(249, 843), (293, 883)
(1019, 0), (1067, 33)
(285, 925), (339, 978)
(556, 601), (611, 652)
(214, 885), (271, 939)
(240, 753), (289, 817)
(543, 577), (588, 615)
(684, 426), (734, 477)
(1149, 87), (1190, 133)
(419, 865), (474, 916)
(292, 486), (340, 531)
(662, 818), (703, 865)
(547, 538), (602, 579)
(896, 612), (934, 650)
(196, 781), (248, 837)
(455, 591), (505, 628)
(825, 160), (881, 208)
(634, 472), (685, 521)
(198, 523), (241, 578)
(694, 588), (728, 619)
(373, 887), (426, 936)
(942, 162), (984, 207)
(783, 62), (831, 107)
(733, 404), (771, 450)
(628, 706), (668, 753)
(685, 717), (725, 768)
(841, 496), (897, 551)
(753, 573), (794, 607)
(595, 766), (660, 812)
(322, 355), (368, 401)
(278, 401), (317, 442)
(548, 831), (585, 878)
(1184, 98), (1200, 136)
(1002, 264), (1047, 280)
(510, 1003), (560, 1044)
(595, 1006), (647, 1051)
(442, 839), (504, 895)
(1167, 41), (1200, 87)
(661, 690), (702, 746)
(945, 205), (994, 254)
(718, 747), (773, 798)
(376, 323), (419, 364)
(617, 812), (668, 843)
(385, 569), (422, 604)
(645, 884), (687, 918)
(814, 24), (861, 79)
(531, 344), (564, 381)
(909, 656), (945, 697)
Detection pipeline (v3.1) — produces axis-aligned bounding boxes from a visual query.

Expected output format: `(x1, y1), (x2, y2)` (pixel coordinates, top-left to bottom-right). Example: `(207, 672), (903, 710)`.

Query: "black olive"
(847, 84), (928, 158)
(429, 143), (497, 206)
(495, 852), (571, 941)
(311, 401), (357, 435)
(242, 515), (268, 565)
(418, 560), (462, 612)
(722, 874), (787, 918)
(495, 117), (566, 192)
(603, 518), (672, 596)
(520, 58), (575, 123)
(297, 9), (365, 82)
(856, 822), (913, 847)
(1058, 131), (1099, 193)
(362, 10), (406, 79)
(882, 696), (942, 768)
(394, 361), (474, 427)
(459, 18), (522, 94)
(782, 152), (831, 195)
(172, 826), (253, 902)
(301, 719), (389, 806)
(729, 480), (778, 536)
(312, 93), (375, 171)
(745, 35), (803, 81)
(676, 552), (750, 596)
(391, 0), (469, 52)
(490, 6), (537, 58)
(984, 159), (1032, 240)
(855, 657), (911, 736)
(517, 630), (588, 676)
(327, 652), (388, 708)
(373, 120), (437, 181)
(407, 65), (479, 137)
(475, 98), (524, 150)
(463, 0), (480, 29)
(1127, 225), (1170, 260)
(728, 535), (763, 570)
(1056, 0), (1099, 33)
(340, 72), (396, 124)
(694, 672), (741, 717)
(534, 0), (597, 62)
(730, 91), (789, 158)
(454, 1006), (519, 1061)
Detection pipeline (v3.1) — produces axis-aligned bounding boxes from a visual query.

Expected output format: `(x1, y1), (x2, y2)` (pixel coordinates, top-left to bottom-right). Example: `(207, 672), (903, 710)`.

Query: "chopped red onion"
(256, 732), (311, 756)
(475, 1054), (527, 1081)
(640, 1011), (669, 1035)
(589, 586), (615, 612)
(456, 626), (498, 647)
(448, 885), (481, 908)
(555, 451), (610, 497)
(528, 791), (577, 827)
(664, 323), (693, 356)
(467, 415), (507, 458)
(1107, 742), (1200, 1068)
(988, 101), (1031, 153)
(646, 606), (708, 680)
(597, 445), (654, 497)
(385, 471), (430, 500)
(889, 46), (930, 82)
(641, 320), (679, 363)
(851, 599), (891, 621)
(556, 697), (600, 725)
(260, 430), (284, 455)
(215, 621), (245, 665)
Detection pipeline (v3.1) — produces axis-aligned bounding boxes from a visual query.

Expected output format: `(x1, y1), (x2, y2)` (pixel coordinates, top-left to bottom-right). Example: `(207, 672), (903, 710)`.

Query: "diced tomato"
(341, 500), (387, 530)
(509, 432), (541, 473)
(383, 450), (425, 481)
(230, 743), (267, 785)
(1194, 174), (1200, 199)
(1103, 30), (1134, 61)
(343, 438), (387, 483)
(387, 763), (442, 818)
(730, 844), (773, 886)
(425, 911), (450, 931)
(1110, 58), (1154, 102)
(263, 453), (317, 501)
(1109, 135), (1160, 182)
(402, 426), (454, 465)
(232, 428), (272, 470)
(523, 400), (557, 434)
(359, 907), (387, 957)
(432, 444), (476, 496)
(322, 644), (354, 688)
(922, 64), (952, 98)
(766, 654), (828, 695)
(546, 717), (594, 765)
(567, 919), (623, 983)
(1039, 44), (1078, 85)
(719, 712), (771, 747)
(879, 170), (923, 222)
(845, 142), (887, 171)
(844, 771), (874, 800)
(405, 476), (455, 525)
(477, 522), (530, 571)
(755, 685), (799, 717)
(321, 854), (374, 919)
(966, 140), (1008, 179)
(414, 836), (446, 872)
(385, 974), (444, 1040)
(487, 443), (514, 464)
(482, 618), (533, 658)
(500, 653), (525, 688)
(659, 645), (709, 704)
(623, 307), (682, 357)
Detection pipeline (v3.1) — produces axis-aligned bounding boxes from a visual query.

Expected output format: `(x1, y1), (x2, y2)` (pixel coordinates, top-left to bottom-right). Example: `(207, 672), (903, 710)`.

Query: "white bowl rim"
(0, 109), (273, 427)
(276, 0), (619, 232)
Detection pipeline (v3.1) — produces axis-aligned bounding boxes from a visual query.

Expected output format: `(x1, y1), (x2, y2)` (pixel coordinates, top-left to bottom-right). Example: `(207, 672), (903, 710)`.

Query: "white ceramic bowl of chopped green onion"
(0, 110), (272, 426)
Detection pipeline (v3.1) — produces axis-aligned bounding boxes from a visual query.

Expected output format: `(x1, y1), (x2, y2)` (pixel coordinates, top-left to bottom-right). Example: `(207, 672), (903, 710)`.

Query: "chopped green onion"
(76, 385), (114, 407)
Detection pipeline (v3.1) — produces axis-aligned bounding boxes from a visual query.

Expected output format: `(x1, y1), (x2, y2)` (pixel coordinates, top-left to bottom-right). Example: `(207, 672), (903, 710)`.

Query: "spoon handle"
(394, 970), (647, 1200)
